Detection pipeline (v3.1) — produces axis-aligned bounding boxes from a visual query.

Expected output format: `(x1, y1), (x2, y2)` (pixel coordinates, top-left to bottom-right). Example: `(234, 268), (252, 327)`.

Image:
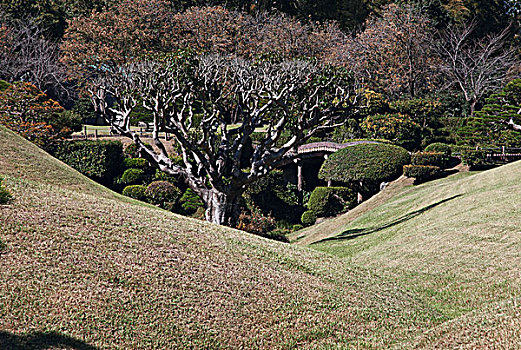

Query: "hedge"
(403, 165), (441, 183)
(411, 151), (447, 168)
(307, 186), (356, 217)
(424, 142), (452, 157)
(301, 210), (317, 227)
(122, 185), (147, 201)
(319, 143), (410, 184)
(54, 140), (123, 184)
(145, 181), (182, 208)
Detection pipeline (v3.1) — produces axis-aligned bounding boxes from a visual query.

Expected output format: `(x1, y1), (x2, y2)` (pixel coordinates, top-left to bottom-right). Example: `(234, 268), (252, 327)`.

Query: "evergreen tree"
(459, 79), (521, 146)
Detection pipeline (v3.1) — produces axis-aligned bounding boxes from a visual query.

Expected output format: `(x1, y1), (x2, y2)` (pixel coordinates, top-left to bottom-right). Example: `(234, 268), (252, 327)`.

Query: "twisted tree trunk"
(204, 189), (243, 226)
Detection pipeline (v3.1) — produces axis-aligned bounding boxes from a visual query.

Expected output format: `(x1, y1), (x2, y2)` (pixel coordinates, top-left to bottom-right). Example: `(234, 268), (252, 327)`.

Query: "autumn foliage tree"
(326, 4), (439, 98)
(61, 3), (345, 76)
(0, 80), (76, 149)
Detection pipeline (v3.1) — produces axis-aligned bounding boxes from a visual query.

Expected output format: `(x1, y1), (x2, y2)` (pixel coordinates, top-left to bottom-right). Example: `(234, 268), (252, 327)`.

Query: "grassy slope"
(311, 163), (521, 348)
(0, 126), (441, 349)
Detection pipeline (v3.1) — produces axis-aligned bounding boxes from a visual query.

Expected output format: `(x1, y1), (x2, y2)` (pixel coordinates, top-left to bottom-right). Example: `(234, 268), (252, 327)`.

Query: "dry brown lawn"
(0, 126), (441, 348)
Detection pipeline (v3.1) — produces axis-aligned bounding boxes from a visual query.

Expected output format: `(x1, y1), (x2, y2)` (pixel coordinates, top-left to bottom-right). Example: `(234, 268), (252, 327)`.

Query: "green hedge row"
(411, 151), (447, 168)
(403, 165), (441, 183)
(307, 186), (355, 217)
(460, 150), (494, 170)
(54, 140), (124, 184)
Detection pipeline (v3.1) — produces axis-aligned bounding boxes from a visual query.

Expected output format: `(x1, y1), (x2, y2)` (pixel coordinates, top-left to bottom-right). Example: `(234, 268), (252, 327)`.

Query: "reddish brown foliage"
(61, 4), (346, 74)
(0, 81), (65, 148)
(325, 4), (440, 98)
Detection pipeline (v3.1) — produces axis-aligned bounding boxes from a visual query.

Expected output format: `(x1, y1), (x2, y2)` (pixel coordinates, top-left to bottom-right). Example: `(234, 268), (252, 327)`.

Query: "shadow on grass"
(0, 331), (98, 350)
(314, 194), (462, 244)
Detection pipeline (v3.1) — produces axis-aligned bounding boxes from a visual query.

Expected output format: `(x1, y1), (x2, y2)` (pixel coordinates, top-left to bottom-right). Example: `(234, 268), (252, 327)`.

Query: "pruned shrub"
(292, 224), (303, 231)
(145, 181), (182, 208)
(122, 185), (147, 201)
(54, 140), (124, 185)
(460, 149), (494, 170)
(307, 187), (356, 217)
(180, 188), (204, 215)
(411, 151), (447, 168)
(0, 177), (12, 204)
(120, 168), (145, 185)
(424, 142), (452, 157)
(301, 210), (317, 227)
(123, 157), (147, 169)
(403, 165), (441, 183)
(319, 143), (410, 184)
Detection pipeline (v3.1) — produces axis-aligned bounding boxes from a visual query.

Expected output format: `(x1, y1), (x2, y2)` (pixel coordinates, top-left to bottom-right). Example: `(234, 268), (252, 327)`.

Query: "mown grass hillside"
(0, 126), (443, 349)
(308, 162), (521, 348)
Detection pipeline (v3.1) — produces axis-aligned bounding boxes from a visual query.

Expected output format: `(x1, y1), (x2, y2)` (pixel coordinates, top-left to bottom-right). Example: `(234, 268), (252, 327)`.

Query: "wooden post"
(297, 161), (303, 192)
(84, 125), (87, 139)
(95, 129), (98, 139)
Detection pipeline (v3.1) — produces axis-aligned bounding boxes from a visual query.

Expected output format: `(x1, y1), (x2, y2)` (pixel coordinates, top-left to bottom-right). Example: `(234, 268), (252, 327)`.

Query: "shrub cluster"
(237, 207), (277, 237)
(123, 157), (147, 169)
(301, 210), (317, 227)
(54, 140), (124, 185)
(307, 186), (355, 217)
(403, 165), (441, 183)
(120, 168), (146, 185)
(244, 170), (303, 224)
(319, 143), (410, 184)
(122, 185), (147, 201)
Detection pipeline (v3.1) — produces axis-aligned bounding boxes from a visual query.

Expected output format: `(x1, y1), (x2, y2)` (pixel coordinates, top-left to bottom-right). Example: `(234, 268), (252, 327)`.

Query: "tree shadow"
(0, 331), (98, 350)
(314, 194), (463, 244)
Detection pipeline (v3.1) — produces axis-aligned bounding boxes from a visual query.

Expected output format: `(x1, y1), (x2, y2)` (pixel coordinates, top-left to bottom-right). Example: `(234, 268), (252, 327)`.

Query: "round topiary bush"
(301, 210), (317, 227)
(122, 185), (147, 201)
(120, 168), (145, 185)
(145, 181), (182, 208)
(307, 187), (356, 217)
(319, 143), (410, 184)
(424, 142), (452, 157)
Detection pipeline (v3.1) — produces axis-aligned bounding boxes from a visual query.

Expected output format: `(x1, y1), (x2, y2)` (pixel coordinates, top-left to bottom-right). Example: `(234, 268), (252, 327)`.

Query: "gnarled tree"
(90, 53), (359, 225)
(437, 21), (519, 116)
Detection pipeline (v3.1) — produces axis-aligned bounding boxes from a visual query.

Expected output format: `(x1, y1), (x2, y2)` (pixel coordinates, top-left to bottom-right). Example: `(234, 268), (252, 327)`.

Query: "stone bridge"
(285, 140), (380, 191)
